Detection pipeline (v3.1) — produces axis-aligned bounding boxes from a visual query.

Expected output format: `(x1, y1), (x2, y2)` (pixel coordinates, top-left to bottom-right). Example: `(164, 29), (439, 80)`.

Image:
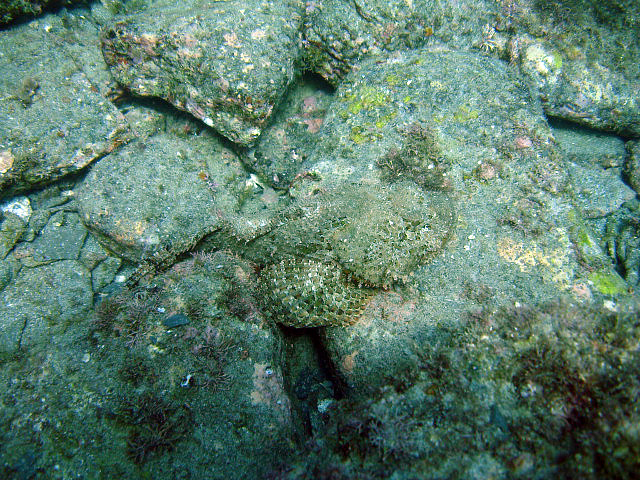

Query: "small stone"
(163, 313), (190, 328)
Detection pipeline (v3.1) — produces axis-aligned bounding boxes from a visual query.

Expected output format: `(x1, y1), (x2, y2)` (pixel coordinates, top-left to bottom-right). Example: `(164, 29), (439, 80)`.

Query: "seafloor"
(1, 1), (639, 479)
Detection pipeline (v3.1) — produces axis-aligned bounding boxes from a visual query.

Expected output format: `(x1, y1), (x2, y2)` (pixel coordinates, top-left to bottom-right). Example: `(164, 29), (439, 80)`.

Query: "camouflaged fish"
(250, 181), (455, 327)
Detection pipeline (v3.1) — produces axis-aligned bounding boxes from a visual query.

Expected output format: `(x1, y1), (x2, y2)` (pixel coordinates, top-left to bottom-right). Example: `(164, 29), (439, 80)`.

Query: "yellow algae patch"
(114, 218), (148, 237)
(498, 228), (573, 289)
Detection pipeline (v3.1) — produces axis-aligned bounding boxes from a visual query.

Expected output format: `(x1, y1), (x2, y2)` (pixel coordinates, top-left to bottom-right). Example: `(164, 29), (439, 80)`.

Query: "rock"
(603, 200), (640, 287)
(0, 251), (296, 478)
(91, 254), (296, 477)
(163, 313), (189, 328)
(624, 140), (640, 194)
(301, 0), (499, 85)
(296, 49), (554, 188)
(243, 75), (334, 189)
(101, 0), (304, 146)
(0, 258), (14, 291)
(28, 211), (88, 264)
(552, 122), (627, 168)
(0, 260), (93, 353)
(520, 38), (640, 136)
(0, 18), (129, 200)
(0, 210), (26, 260)
(79, 234), (123, 292)
(77, 131), (245, 262)
(512, 0), (640, 135)
(89, 254), (122, 293)
(568, 162), (635, 219)
(551, 121), (635, 219)
(0, 0), (80, 25)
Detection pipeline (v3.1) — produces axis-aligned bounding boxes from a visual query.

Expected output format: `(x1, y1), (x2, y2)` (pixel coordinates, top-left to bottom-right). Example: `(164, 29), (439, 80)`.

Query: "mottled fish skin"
(253, 182), (455, 327)
(259, 258), (375, 327)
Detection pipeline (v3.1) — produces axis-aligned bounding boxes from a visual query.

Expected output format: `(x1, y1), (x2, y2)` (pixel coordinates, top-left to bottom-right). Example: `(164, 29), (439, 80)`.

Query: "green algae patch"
(350, 124), (383, 144)
(433, 105), (479, 125)
(385, 73), (401, 86)
(589, 269), (628, 296)
(567, 208), (609, 269)
(453, 105), (480, 122)
(552, 51), (563, 70)
(343, 88), (396, 143)
(345, 86), (391, 115)
(374, 111), (397, 129)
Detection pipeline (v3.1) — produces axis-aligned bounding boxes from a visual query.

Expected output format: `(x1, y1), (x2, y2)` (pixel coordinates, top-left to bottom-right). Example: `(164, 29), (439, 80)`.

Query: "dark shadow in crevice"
(0, 0), (98, 31)
(279, 324), (349, 439)
(548, 115), (635, 142)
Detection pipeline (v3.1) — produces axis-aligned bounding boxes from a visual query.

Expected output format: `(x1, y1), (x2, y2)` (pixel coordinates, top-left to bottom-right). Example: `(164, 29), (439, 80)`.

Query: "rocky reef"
(0, 1), (639, 479)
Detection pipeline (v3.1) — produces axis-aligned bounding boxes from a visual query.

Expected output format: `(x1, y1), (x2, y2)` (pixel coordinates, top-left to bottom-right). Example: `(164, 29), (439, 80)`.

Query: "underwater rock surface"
(100, 0), (303, 146)
(0, 20), (128, 200)
(0, 1), (639, 479)
(0, 260), (92, 351)
(303, 0), (640, 134)
(76, 131), (244, 262)
(0, 0), (81, 25)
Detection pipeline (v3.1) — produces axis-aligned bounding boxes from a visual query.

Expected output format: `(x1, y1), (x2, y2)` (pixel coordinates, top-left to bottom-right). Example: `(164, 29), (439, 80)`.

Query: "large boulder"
(77, 130), (246, 262)
(0, 18), (128, 200)
(101, 0), (304, 146)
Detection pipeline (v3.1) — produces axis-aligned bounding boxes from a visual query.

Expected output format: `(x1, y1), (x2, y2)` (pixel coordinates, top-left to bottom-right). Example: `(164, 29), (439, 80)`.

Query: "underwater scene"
(1, 0), (639, 478)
